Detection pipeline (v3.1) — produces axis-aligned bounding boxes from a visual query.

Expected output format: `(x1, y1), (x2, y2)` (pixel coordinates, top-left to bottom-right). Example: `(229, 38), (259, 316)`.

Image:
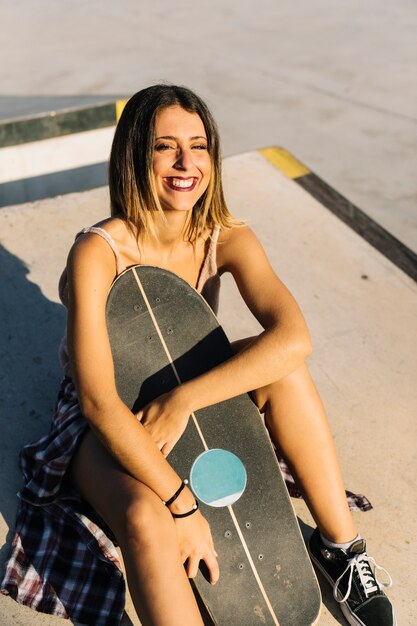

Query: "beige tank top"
(58, 225), (221, 377)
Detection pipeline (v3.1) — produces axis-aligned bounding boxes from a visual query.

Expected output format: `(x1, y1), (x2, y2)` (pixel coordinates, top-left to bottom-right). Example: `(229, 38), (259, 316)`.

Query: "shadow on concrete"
(0, 243), (137, 625)
(0, 163), (108, 207)
(298, 519), (348, 626)
(0, 244), (65, 560)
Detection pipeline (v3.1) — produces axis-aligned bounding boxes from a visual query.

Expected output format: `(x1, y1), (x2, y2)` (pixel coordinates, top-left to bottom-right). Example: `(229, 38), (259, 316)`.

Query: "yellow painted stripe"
(259, 146), (310, 179)
(115, 99), (128, 122)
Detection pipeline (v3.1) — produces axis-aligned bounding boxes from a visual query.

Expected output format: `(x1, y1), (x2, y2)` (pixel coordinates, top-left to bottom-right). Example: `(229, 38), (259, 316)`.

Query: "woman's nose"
(174, 148), (194, 170)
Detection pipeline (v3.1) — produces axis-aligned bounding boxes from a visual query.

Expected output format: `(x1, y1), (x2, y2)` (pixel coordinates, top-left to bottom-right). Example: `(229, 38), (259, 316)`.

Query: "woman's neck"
(138, 210), (197, 263)
(149, 210), (193, 247)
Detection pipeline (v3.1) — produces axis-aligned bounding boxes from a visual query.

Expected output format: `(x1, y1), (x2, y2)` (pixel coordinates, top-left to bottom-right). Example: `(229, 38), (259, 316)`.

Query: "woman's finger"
(186, 554), (200, 579)
(156, 439), (166, 452)
(161, 440), (176, 457)
(204, 550), (220, 585)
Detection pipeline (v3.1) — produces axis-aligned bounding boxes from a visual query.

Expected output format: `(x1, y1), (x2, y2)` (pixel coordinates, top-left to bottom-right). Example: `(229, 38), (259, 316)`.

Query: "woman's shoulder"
(69, 217), (129, 259)
(217, 223), (255, 243)
(76, 216), (128, 244)
(217, 224), (262, 270)
(66, 218), (125, 275)
(59, 219), (129, 304)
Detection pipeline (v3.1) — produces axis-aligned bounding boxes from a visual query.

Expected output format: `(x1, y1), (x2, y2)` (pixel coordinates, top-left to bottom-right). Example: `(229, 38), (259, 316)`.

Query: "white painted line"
(0, 126), (115, 183)
(228, 505), (280, 626)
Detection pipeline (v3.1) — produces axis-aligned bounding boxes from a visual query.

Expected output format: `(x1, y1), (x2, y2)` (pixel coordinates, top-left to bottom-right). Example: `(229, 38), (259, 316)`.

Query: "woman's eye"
(155, 144), (172, 151)
(192, 144), (208, 150)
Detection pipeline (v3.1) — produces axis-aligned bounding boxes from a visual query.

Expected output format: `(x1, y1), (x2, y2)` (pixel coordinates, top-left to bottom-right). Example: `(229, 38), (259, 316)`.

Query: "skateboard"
(106, 265), (321, 626)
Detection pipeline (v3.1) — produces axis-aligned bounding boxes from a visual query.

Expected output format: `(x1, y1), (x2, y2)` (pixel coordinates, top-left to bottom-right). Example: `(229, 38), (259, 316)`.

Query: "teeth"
(171, 178), (194, 188)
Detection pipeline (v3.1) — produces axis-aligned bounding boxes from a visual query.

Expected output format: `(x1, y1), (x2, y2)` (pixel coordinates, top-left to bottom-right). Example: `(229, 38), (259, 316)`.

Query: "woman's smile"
(163, 176), (198, 191)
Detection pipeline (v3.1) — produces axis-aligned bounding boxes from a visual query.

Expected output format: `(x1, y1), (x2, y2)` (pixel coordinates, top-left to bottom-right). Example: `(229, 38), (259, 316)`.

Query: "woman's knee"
(68, 430), (176, 549)
(251, 361), (311, 414)
(117, 486), (176, 550)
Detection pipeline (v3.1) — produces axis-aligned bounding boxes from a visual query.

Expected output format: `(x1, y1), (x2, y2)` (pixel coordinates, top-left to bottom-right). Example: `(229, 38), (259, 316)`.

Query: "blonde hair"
(109, 84), (240, 242)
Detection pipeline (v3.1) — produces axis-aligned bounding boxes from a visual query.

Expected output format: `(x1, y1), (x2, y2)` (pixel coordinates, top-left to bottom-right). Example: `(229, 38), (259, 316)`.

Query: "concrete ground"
(1, 0), (416, 250)
(0, 150), (416, 625)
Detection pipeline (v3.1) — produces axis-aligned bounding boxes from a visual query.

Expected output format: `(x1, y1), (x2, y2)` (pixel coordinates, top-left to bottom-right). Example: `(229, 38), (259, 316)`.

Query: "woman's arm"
(67, 232), (220, 583)
(67, 233), (196, 507)
(140, 225), (312, 452)
(182, 225), (311, 406)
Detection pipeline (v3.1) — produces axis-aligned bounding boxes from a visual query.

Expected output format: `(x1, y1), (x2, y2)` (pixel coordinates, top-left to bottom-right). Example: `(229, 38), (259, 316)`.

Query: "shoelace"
(333, 553), (393, 603)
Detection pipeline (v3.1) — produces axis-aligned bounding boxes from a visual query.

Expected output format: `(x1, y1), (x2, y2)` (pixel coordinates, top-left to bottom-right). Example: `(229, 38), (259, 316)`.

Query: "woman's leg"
(69, 429), (204, 626)
(232, 342), (396, 626)
(231, 339), (357, 543)
(255, 362), (357, 543)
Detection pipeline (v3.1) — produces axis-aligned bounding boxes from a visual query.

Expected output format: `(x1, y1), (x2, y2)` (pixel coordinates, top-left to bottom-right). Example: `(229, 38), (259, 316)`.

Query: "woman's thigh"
(68, 428), (172, 542)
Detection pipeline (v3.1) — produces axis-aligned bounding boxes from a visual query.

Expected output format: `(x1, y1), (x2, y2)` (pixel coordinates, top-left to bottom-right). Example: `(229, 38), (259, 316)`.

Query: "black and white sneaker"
(308, 528), (396, 626)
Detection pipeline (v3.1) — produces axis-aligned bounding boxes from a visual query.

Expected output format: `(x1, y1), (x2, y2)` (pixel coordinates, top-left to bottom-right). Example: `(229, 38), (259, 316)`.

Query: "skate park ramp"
(0, 138), (416, 624)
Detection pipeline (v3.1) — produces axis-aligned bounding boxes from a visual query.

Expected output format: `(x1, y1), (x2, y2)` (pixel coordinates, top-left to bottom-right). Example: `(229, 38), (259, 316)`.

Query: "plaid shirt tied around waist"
(1, 378), (126, 626)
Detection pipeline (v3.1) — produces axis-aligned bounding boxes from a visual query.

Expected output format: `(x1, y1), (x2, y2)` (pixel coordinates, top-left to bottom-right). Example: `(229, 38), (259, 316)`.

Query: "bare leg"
(232, 339), (357, 543)
(69, 430), (204, 626)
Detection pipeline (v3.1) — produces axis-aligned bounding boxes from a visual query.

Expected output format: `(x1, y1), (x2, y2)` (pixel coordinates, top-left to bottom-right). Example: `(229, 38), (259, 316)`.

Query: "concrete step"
(0, 100), (126, 207)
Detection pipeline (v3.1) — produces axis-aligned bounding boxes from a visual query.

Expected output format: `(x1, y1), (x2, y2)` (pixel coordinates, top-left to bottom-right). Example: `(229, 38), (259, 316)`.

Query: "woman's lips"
(163, 177), (198, 192)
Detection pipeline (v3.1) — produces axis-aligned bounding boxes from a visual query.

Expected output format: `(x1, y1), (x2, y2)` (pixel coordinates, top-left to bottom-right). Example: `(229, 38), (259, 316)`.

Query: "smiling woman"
(0, 84), (396, 626)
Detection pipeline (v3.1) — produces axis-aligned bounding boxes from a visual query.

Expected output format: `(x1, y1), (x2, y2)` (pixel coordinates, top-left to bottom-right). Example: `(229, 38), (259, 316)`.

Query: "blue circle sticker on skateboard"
(190, 449), (247, 507)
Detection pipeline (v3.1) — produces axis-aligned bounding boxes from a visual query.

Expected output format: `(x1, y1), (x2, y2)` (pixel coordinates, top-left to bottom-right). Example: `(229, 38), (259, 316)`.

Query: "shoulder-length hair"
(109, 84), (238, 241)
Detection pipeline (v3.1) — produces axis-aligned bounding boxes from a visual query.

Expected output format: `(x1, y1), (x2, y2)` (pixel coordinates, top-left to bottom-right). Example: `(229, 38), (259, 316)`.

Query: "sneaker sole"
(308, 544), (397, 626)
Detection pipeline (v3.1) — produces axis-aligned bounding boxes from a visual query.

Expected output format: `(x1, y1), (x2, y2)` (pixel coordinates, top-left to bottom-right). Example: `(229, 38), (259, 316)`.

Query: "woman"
(1, 85), (394, 626)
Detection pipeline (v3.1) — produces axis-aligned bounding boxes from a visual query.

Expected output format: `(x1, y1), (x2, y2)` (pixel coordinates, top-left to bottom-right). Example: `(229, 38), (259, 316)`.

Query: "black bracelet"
(163, 479), (188, 507)
(171, 500), (199, 519)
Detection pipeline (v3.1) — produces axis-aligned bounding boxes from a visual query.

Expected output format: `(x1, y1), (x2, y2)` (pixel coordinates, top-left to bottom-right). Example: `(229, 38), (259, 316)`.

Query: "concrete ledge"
(0, 101), (128, 207)
(0, 100), (127, 148)
(0, 128), (114, 207)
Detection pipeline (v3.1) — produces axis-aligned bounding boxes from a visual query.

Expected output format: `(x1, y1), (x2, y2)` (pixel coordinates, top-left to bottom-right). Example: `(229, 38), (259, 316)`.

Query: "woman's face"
(152, 105), (212, 213)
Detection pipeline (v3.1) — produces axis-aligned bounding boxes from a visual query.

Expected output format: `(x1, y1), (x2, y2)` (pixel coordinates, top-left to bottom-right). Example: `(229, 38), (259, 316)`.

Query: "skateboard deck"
(106, 265), (321, 626)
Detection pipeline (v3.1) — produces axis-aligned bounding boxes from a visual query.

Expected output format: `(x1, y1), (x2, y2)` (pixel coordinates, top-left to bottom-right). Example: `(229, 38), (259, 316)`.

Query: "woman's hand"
(136, 387), (192, 456)
(174, 510), (219, 585)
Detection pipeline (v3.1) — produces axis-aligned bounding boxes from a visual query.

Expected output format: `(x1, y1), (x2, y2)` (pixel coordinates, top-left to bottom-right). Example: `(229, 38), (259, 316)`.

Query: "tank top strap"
(196, 225), (220, 292)
(78, 226), (125, 275)
(206, 224), (220, 267)
(211, 224), (221, 244)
